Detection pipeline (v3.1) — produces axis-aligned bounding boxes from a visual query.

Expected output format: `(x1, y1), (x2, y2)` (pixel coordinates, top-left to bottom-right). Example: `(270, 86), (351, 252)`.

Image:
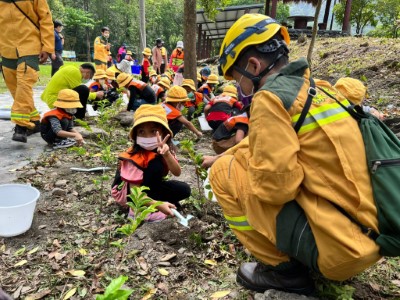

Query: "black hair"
(80, 63), (95, 77)
(101, 26), (110, 32)
(234, 32), (289, 74)
(53, 20), (63, 28)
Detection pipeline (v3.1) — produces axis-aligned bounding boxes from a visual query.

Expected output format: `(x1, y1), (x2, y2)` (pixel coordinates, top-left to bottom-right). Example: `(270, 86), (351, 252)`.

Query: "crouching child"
(111, 104), (191, 222)
(40, 89), (85, 149)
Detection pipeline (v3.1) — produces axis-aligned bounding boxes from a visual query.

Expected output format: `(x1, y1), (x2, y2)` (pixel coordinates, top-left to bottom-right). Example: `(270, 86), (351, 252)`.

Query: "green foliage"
(333, 0), (378, 35)
(198, 0), (231, 20)
(68, 146), (87, 157)
(116, 186), (162, 236)
(95, 275), (134, 300)
(317, 282), (355, 300)
(367, 0), (400, 38)
(64, 7), (97, 29)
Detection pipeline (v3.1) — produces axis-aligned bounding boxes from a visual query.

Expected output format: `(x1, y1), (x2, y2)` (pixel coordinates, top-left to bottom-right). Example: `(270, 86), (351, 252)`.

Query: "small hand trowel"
(171, 209), (194, 228)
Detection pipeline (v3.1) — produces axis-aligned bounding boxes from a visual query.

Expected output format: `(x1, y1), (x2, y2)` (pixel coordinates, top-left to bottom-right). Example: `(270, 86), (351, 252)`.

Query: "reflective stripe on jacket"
(231, 58), (380, 280)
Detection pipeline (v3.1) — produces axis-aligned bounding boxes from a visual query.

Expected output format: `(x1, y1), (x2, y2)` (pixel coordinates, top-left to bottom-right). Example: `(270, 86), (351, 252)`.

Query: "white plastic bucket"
(0, 184), (40, 237)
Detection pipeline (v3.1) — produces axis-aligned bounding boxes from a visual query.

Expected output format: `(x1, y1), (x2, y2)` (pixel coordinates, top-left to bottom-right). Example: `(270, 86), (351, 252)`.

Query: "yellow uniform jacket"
(0, 0), (54, 59)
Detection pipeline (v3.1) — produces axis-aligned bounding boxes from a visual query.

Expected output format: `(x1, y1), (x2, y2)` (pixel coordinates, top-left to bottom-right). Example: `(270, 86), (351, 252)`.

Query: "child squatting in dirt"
(111, 104), (191, 222)
(40, 89), (85, 149)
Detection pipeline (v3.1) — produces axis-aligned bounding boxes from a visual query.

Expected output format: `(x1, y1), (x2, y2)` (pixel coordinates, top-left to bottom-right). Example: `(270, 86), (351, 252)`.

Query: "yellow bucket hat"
(106, 68), (116, 80)
(129, 104), (173, 139)
(222, 85), (238, 98)
(207, 74), (219, 84)
(165, 86), (189, 102)
(142, 47), (152, 56)
(334, 77), (367, 105)
(149, 70), (157, 77)
(158, 78), (171, 90)
(53, 89), (83, 109)
(126, 50), (133, 56)
(116, 73), (133, 87)
(93, 69), (107, 80)
(181, 79), (196, 91)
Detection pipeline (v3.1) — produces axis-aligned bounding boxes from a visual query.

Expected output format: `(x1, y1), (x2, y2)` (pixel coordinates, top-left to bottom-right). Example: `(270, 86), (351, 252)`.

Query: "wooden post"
(201, 31), (207, 59)
(323, 0), (332, 25)
(206, 38), (211, 58)
(270, 0), (278, 18)
(197, 24), (202, 59)
(342, 0), (352, 34)
(264, 0), (270, 16)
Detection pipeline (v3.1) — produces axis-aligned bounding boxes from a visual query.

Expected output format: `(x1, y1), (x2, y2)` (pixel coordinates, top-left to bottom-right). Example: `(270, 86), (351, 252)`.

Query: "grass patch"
(0, 61), (89, 94)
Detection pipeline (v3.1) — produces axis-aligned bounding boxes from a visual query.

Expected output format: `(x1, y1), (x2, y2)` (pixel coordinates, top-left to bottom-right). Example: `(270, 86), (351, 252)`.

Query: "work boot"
(27, 120), (40, 136)
(236, 262), (315, 295)
(12, 125), (28, 143)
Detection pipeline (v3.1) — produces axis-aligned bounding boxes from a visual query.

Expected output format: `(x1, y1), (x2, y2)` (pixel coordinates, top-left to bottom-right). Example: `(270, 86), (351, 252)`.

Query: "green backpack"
(312, 85), (400, 257)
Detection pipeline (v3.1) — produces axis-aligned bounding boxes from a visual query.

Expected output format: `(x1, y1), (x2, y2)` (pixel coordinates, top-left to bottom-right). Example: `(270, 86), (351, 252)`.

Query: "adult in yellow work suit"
(205, 13), (380, 295)
(0, 0), (54, 143)
(94, 26), (111, 71)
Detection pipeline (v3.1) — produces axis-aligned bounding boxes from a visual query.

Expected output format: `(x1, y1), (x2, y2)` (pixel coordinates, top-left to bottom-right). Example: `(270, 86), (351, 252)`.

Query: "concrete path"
(0, 87), (50, 184)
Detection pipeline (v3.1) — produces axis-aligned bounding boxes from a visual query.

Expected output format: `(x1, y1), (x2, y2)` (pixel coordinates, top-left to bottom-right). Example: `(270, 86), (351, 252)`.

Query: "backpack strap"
(11, 0), (40, 31)
(293, 78), (316, 133)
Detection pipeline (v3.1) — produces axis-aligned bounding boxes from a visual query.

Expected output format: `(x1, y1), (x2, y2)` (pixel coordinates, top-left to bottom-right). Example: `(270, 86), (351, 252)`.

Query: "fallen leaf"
(62, 287), (76, 300)
(28, 247), (39, 255)
(141, 288), (157, 300)
(78, 287), (87, 297)
(137, 256), (148, 271)
(14, 260), (28, 267)
(55, 252), (67, 261)
(14, 247), (26, 256)
(391, 280), (400, 287)
(211, 290), (231, 298)
(13, 285), (23, 299)
(0, 245), (5, 252)
(93, 153), (102, 157)
(25, 289), (52, 300)
(160, 253), (176, 262)
(53, 239), (61, 248)
(96, 226), (107, 234)
(204, 259), (217, 266)
(78, 248), (88, 256)
(158, 268), (169, 276)
(67, 270), (86, 278)
(38, 225), (47, 229)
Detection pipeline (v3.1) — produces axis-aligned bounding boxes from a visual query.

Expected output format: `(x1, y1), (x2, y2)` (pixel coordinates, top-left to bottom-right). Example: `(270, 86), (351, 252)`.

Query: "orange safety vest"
(41, 108), (73, 124)
(170, 48), (184, 66)
(128, 79), (147, 91)
(197, 83), (212, 94)
(211, 94), (240, 107)
(223, 113), (249, 131)
(185, 92), (203, 108)
(151, 84), (165, 98)
(89, 82), (103, 92)
(118, 147), (158, 169)
(161, 102), (182, 120)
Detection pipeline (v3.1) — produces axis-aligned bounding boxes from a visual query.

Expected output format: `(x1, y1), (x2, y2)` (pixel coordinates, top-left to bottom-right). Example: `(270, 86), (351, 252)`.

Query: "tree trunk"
(184, 0), (197, 84)
(139, 0), (146, 61)
(307, 0), (323, 71)
(83, 0), (91, 62)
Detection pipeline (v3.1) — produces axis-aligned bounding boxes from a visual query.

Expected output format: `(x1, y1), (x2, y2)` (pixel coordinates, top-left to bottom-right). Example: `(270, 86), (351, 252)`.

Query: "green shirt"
(41, 65), (96, 108)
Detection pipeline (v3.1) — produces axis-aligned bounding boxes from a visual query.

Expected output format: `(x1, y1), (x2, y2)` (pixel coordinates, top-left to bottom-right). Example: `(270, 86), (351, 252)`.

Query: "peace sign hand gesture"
(156, 131), (171, 156)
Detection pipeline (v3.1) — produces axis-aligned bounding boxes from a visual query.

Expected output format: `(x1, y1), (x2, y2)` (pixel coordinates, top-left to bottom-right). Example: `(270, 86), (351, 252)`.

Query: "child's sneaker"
(53, 138), (76, 149)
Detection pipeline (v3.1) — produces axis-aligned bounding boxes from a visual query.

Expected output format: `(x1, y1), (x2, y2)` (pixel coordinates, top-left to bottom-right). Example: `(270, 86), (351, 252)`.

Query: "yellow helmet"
(222, 85), (238, 98)
(219, 14), (290, 80)
(149, 70), (157, 77)
(158, 78), (171, 90)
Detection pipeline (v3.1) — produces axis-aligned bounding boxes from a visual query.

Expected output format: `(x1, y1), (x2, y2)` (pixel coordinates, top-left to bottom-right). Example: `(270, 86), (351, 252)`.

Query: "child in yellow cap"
(40, 89), (85, 149)
(161, 86), (203, 138)
(111, 104), (190, 222)
(334, 77), (385, 120)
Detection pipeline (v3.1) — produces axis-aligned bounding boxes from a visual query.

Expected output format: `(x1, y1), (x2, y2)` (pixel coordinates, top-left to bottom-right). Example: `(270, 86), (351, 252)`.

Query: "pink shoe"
(145, 211), (167, 223)
(127, 209), (167, 223)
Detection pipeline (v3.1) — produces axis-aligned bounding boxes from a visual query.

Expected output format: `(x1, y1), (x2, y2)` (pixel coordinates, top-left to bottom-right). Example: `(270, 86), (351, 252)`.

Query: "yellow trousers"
(2, 60), (39, 129)
(209, 155), (290, 266)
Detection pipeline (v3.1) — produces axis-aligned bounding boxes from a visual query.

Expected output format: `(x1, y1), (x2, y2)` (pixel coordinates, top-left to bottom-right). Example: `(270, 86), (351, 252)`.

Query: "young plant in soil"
(95, 275), (133, 300)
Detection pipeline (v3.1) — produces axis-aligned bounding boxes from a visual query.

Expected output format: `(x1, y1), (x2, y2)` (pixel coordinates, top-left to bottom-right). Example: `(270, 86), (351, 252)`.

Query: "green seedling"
(95, 275), (134, 300)
(116, 186), (162, 237)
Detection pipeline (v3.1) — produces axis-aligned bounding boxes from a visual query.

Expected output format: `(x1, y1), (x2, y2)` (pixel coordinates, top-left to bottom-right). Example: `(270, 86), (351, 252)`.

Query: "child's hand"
(157, 202), (176, 217)
(156, 131), (171, 156)
(74, 133), (84, 146)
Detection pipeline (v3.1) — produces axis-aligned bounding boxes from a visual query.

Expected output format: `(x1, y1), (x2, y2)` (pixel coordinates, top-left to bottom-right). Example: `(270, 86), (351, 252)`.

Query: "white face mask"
(237, 62), (254, 98)
(136, 136), (158, 150)
(64, 108), (77, 115)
